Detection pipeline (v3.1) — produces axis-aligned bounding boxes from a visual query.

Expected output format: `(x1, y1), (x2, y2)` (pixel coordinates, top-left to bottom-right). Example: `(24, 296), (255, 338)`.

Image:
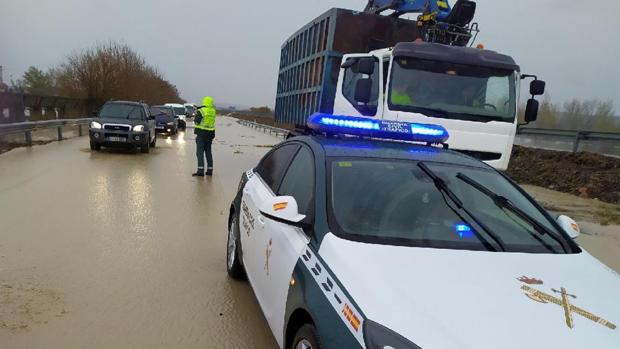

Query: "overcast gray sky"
(1, 0), (618, 109)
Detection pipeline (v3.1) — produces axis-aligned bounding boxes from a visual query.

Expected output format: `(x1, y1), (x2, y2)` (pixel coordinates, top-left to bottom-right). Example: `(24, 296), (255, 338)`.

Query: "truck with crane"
(274, 0), (545, 170)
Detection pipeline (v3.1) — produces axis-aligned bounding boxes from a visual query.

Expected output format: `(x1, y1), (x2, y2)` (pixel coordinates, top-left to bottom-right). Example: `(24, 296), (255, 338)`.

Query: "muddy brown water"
(0, 117), (279, 348)
(1, 117), (618, 348)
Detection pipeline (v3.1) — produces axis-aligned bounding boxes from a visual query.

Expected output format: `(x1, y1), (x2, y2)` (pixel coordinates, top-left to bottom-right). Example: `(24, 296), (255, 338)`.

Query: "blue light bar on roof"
(307, 113), (449, 144)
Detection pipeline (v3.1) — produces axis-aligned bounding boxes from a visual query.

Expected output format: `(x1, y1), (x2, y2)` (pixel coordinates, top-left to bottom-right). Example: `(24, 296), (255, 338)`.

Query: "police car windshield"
(329, 159), (573, 253)
(99, 103), (144, 120)
(389, 58), (517, 123)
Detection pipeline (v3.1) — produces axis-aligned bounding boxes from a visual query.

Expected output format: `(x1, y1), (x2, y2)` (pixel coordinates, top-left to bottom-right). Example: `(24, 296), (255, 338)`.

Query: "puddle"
(0, 279), (67, 333)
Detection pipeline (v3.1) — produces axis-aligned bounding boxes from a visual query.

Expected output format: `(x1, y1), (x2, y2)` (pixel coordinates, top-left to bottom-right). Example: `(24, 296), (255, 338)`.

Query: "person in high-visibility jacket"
(192, 96), (216, 177)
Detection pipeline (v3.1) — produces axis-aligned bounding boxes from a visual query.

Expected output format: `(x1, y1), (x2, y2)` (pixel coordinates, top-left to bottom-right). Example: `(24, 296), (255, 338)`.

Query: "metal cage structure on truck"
(274, 8), (420, 125)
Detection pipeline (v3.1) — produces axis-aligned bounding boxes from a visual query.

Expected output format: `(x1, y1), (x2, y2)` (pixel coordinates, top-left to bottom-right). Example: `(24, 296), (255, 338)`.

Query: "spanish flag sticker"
(273, 202), (288, 211)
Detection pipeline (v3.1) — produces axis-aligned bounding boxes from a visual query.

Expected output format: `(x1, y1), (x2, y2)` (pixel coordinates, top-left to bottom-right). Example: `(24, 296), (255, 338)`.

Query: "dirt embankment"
(507, 146), (620, 205)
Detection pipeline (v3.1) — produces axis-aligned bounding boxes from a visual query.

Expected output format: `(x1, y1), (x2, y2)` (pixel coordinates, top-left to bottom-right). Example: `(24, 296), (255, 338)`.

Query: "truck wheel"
(90, 141), (100, 151)
(227, 215), (246, 280)
(290, 324), (322, 349)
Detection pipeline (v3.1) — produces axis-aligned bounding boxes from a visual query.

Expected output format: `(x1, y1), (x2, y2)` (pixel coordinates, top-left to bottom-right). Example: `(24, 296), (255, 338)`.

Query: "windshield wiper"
(417, 162), (507, 252)
(455, 173), (570, 253)
(407, 106), (451, 119)
(408, 106), (509, 123)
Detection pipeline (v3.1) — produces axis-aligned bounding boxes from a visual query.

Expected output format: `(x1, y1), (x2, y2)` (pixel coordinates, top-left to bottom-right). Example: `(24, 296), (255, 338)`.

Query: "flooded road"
(1, 117), (618, 348)
(0, 117), (279, 348)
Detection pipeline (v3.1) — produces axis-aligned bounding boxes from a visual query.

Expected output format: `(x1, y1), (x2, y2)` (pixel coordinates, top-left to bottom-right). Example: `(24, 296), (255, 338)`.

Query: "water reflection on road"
(0, 117), (279, 348)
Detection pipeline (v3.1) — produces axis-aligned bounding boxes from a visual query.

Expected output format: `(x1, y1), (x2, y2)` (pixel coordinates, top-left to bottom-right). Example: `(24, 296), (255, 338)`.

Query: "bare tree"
(56, 41), (183, 111)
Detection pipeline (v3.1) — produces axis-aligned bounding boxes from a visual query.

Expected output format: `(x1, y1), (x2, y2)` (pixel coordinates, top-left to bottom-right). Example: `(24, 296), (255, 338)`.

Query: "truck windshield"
(389, 57), (517, 123)
(329, 158), (575, 253)
(99, 103), (145, 120)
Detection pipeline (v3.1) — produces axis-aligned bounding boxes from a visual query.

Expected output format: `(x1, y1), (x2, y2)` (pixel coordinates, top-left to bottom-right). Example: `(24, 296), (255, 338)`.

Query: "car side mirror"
(354, 78), (372, 104)
(259, 196), (306, 227)
(524, 98), (539, 123)
(530, 80), (546, 96)
(556, 215), (580, 239)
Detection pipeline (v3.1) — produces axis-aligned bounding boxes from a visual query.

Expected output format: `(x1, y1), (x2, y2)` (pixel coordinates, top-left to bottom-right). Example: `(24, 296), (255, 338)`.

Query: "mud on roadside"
(507, 146), (620, 205)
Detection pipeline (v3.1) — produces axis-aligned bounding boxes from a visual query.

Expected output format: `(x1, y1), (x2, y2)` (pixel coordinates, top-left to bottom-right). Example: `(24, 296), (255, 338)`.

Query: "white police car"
(227, 114), (620, 349)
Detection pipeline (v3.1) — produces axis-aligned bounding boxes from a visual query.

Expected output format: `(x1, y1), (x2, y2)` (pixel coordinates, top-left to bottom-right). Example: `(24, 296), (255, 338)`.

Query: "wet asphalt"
(0, 117), (280, 348)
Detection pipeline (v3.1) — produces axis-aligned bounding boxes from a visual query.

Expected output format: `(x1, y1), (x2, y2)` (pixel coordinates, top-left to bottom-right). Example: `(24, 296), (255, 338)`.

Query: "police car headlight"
(364, 320), (421, 349)
(90, 121), (102, 129)
(133, 125), (145, 132)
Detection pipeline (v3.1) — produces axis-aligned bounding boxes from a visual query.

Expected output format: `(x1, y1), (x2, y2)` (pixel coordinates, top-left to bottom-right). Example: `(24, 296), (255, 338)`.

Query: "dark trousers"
(196, 131), (214, 171)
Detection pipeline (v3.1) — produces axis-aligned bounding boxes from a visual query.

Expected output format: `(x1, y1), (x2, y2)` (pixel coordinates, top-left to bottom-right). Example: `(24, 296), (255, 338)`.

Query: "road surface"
(0, 117), (279, 348)
(1, 117), (618, 348)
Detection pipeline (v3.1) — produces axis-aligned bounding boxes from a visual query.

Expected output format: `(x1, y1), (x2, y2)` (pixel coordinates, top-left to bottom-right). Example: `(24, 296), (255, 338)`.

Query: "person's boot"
(192, 169), (204, 177)
(205, 168), (213, 176)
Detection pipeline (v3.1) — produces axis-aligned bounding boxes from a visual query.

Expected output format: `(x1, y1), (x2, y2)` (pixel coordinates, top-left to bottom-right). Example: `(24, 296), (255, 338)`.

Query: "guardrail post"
(25, 131), (32, 146)
(57, 126), (63, 141)
(78, 124), (83, 136)
(572, 132), (581, 153)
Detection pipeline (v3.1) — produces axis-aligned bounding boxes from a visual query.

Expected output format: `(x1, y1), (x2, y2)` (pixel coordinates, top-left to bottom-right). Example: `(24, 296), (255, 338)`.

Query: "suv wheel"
(90, 141), (100, 151)
(141, 141), (150, 153)
(150, 133), (156, 147)
(227, 215), (246, 280)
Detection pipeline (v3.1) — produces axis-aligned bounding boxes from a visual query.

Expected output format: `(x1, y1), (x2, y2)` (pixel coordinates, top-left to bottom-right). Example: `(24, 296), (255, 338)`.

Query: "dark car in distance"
(150, 105), (178, 135)
(89, 101), (157, 153)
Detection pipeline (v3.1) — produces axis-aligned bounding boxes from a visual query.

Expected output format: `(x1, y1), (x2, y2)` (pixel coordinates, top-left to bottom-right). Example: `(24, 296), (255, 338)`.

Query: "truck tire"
(226, 215), (246, 280)
(290, 324), (322, 349)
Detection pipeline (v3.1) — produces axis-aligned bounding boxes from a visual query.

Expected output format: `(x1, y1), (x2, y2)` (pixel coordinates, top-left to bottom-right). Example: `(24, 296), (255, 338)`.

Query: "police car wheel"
(226, 215), (246, 280)
(291, 324), (322, 349)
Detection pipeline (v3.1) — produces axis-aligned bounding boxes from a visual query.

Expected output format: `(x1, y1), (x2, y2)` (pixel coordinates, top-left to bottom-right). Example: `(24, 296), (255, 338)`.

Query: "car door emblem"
(264, 238), (272, 275)
(518, 278), (616, 330)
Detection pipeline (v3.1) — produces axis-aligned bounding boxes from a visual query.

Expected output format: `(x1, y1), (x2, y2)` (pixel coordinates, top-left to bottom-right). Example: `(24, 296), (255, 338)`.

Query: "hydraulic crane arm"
(364, 0), (452, 21)
(364, 0), (478, 46)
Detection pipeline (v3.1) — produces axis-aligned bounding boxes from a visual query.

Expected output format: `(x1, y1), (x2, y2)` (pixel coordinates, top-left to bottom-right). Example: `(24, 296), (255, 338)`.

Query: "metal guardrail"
(236, 119), (289, 138)
(0, 118), (93, 145)
(517, 127), (620, 153)
(236, 117), (620, 155)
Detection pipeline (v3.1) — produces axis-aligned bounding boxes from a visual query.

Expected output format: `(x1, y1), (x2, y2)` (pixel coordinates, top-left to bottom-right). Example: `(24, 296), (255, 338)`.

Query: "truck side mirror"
(530, 80), (545, 96)
(524, 98), (539, 123)
(354, 78), (372, 104)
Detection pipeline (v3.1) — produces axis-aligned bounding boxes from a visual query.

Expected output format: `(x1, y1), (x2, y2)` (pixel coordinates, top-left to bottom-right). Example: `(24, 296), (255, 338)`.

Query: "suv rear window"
(99, 103), (145, 120)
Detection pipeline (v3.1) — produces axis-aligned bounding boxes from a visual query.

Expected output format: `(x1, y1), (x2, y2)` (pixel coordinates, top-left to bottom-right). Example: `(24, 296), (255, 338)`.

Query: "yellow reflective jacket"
(195, 96), (216, 132)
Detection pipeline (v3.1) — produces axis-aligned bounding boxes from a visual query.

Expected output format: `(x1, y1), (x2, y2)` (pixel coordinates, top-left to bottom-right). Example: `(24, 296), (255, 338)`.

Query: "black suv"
(89, 101), (157, 153)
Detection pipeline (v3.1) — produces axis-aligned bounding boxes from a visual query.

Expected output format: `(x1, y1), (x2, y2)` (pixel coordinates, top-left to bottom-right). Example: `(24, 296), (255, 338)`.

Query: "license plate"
(156, 126), (164, 130)
(107, 136), (126, 142)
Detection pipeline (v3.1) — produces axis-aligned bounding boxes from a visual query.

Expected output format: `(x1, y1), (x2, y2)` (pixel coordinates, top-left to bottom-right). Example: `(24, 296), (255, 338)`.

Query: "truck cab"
(333, 41), (543, 170)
